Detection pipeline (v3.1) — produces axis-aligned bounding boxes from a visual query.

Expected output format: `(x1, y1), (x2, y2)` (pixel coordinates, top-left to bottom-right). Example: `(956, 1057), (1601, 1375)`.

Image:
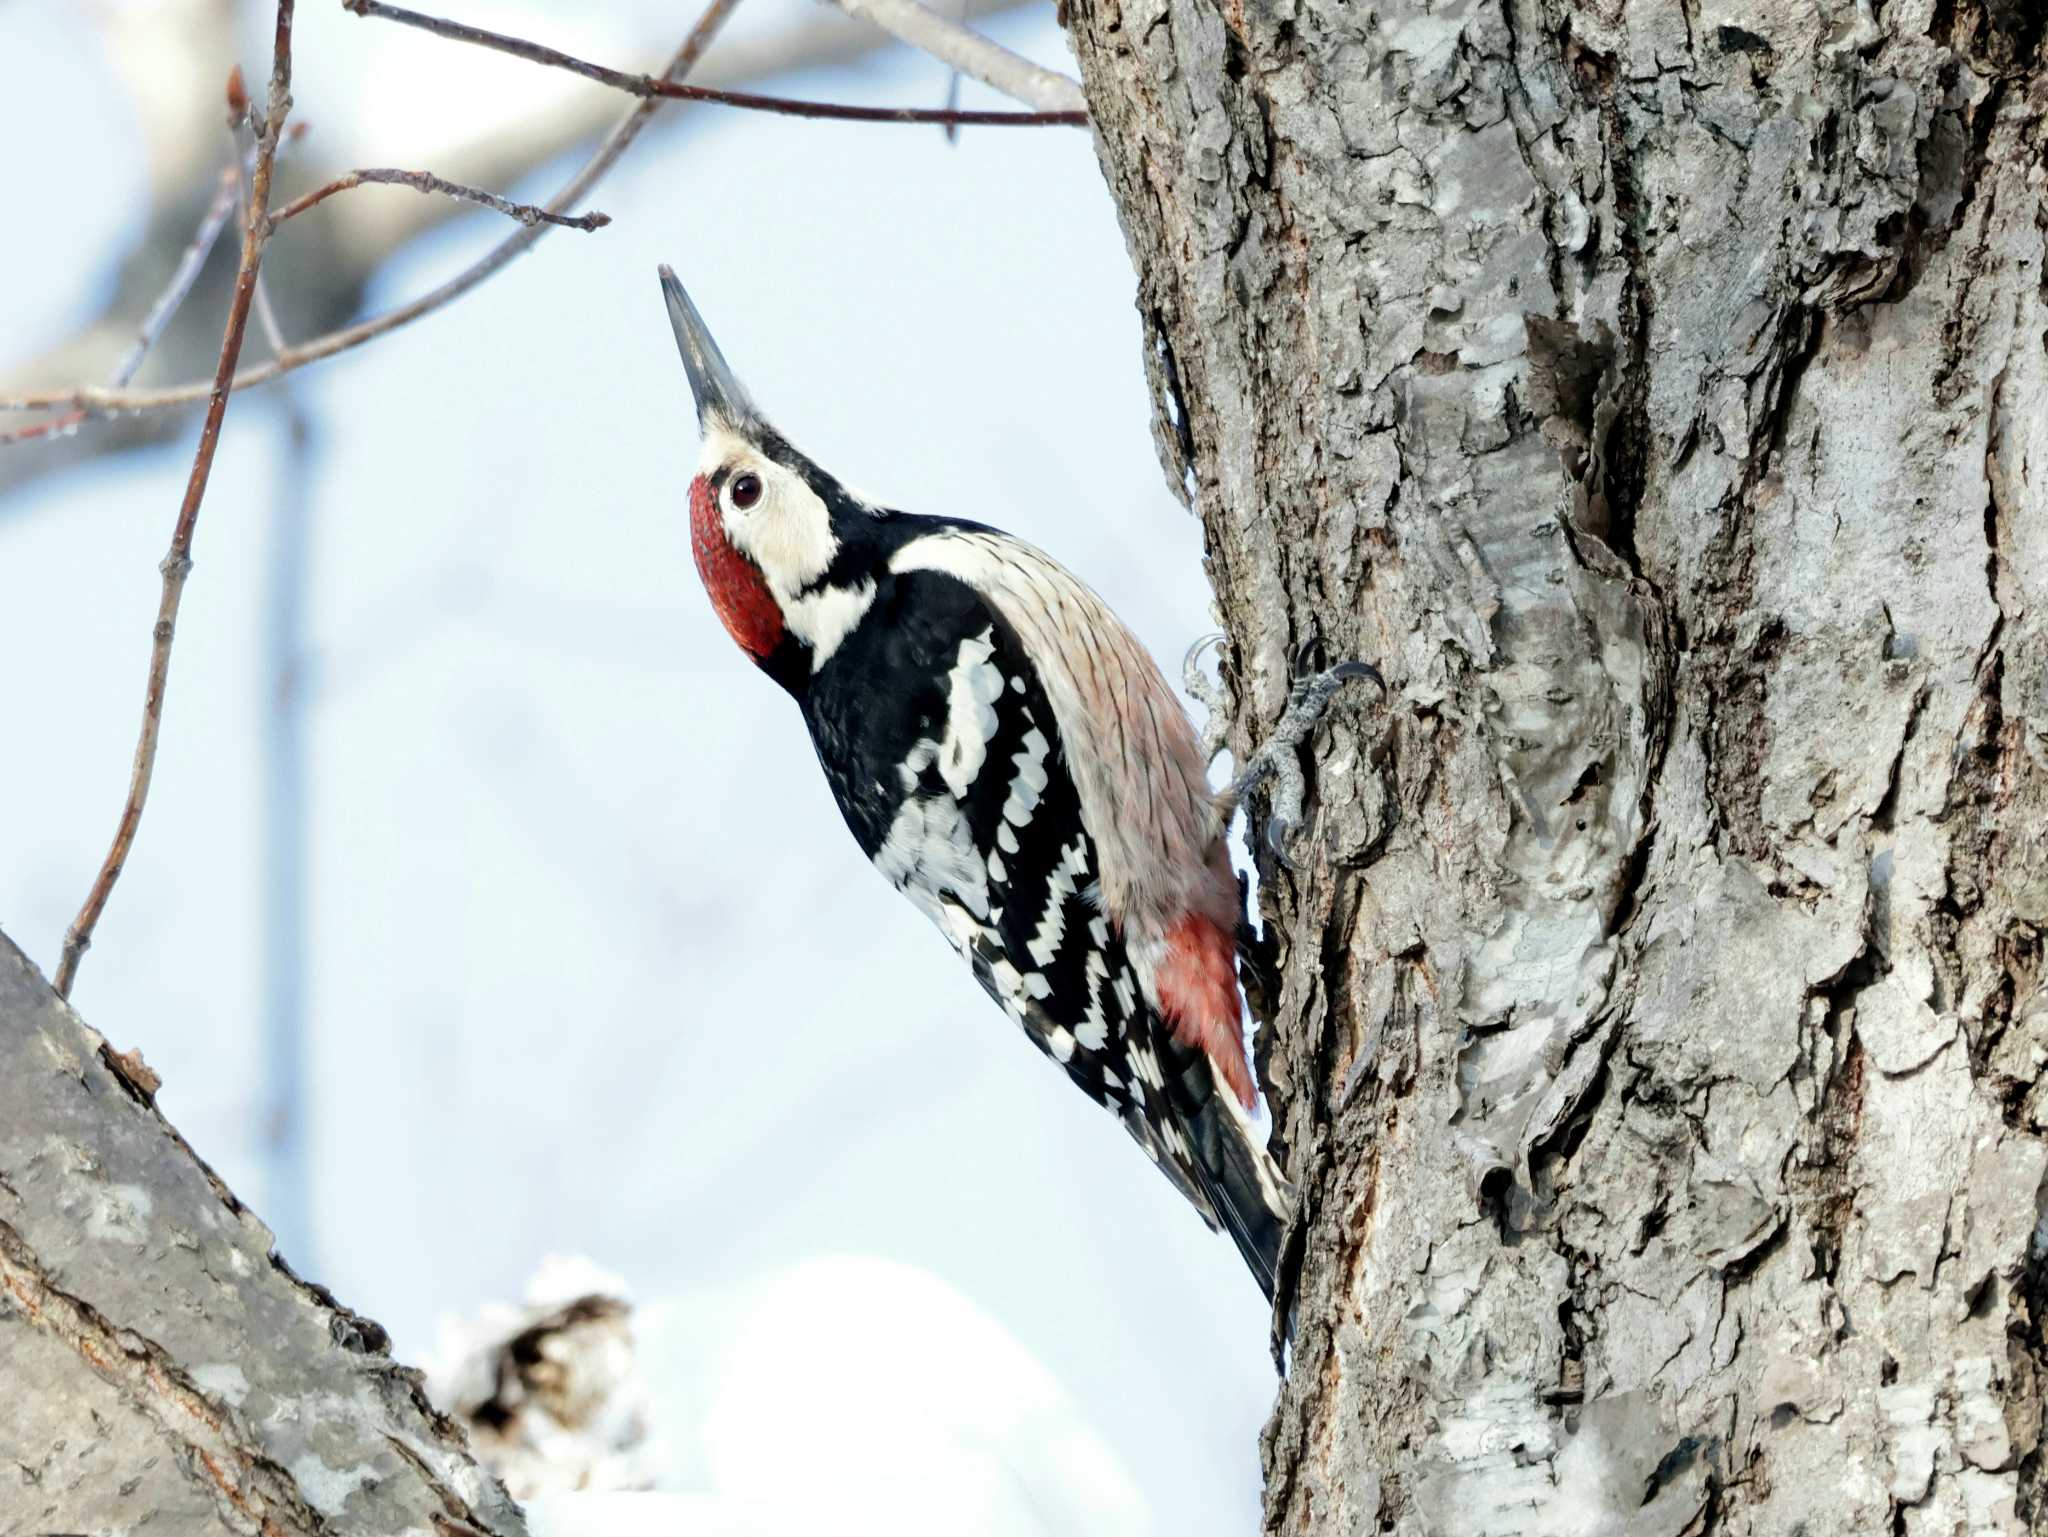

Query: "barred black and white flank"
(658, 267), (1292, 1297)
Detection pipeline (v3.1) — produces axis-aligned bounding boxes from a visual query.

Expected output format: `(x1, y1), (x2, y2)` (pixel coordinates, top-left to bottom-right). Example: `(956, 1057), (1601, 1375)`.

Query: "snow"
(524, 1492), (771, 1537)
(431, 1254), (1151, 1535)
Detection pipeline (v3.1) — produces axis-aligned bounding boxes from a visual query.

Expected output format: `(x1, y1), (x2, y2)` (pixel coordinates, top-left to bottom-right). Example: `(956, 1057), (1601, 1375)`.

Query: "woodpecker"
(659, 267), (1378, 1298)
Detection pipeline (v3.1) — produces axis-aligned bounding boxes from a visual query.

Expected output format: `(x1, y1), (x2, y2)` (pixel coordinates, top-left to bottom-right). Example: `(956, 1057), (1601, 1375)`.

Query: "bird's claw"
(1232, 657), (1389, 869)
(1183, 631), (1227, 682)
(1265, 814), (1298, 865)
(1184, 631), (1232, 765)
(1326, 659), (1387, 693)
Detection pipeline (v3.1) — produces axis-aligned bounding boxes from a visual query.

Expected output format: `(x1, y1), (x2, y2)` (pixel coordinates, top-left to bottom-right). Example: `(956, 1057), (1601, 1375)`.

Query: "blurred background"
(0, 1), (1272, 1531)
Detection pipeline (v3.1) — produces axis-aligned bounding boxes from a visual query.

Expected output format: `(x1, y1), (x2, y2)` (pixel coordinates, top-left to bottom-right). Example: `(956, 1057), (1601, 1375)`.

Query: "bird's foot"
(1183, 632), (1233, 766)
(1226, 660), (1385, 864)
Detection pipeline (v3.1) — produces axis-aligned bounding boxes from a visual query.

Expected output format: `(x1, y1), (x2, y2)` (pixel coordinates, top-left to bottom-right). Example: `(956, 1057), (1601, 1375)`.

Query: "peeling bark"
(1065, 0), (2047, 1530)
(0, 932), (524, 1537)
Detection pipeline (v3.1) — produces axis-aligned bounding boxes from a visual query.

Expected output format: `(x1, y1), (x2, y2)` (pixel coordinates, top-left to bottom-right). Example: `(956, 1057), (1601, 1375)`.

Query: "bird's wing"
(885, 527), (1228, 939)
(809, 561), (1284, 1291)
(886, 526), (1261, 1108)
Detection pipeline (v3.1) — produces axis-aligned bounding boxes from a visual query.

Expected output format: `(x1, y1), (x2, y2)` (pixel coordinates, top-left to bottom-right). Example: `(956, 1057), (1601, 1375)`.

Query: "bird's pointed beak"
(659, 264), (758, 432)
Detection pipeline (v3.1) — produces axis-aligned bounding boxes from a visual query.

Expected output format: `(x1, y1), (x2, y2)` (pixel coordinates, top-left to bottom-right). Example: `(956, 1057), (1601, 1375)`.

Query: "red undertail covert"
(1156, 912), (1255, 1109)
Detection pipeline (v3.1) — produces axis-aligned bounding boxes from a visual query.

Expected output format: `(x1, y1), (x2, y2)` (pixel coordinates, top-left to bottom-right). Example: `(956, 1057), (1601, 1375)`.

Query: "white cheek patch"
(697, 426), (899, 668)
(750, 478), (838, 592)
(699, 426), (840, 594)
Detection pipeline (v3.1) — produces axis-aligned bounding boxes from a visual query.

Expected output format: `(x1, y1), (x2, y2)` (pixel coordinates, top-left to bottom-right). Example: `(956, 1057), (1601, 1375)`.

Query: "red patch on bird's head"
(690, 474), (783, 661)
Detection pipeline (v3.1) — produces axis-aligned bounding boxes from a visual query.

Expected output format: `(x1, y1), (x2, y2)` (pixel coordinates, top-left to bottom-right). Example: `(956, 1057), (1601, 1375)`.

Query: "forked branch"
(0, 165), (244, 448)
(0, 0), (744, 431)
(54, 2), (301, 997)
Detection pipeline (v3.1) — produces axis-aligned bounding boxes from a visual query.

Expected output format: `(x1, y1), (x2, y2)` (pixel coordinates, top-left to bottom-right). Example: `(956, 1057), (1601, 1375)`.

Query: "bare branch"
(0, 164), (243, 448)
(231, 128), (295, 360)
(53, 5), (301, 998)
(252, 270), (292, 358)
(1, 0), (747, 429)
(272, 168), (611, 231)
(830, 0), (1087, 113)
(340, 0), (1090, 126)
(652, 77), (1085, 124)
(117, 167), (246, 387)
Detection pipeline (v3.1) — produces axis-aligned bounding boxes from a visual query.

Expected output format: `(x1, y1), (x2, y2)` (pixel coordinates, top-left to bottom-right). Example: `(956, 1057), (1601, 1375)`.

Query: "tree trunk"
(1064, 0), (2046, 1531)
(0, 932), (526, 1537)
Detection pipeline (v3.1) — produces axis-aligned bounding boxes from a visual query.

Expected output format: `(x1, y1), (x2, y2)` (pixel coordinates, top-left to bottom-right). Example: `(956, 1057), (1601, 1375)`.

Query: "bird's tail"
(1145, 1022), (1293, 1300)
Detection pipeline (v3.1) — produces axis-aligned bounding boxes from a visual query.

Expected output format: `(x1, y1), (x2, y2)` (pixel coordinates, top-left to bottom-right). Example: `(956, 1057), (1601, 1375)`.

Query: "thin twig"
(53, 2), (299, 999)
(272, 168), (610, 230)
(830, 0), (1086, 113)
(0, 165), (244, 447)
(0, 0), (745, 426)
(340, 0), (1089, 126)
(656, 77), (1081, 123)
(0, 127), (305, 445)
(227, 123), (293, 360)
(0, 410), (80, 448)
(118, 167), (246, 386)
(942, 67), (964, 146)
(252, 271), (291, 358)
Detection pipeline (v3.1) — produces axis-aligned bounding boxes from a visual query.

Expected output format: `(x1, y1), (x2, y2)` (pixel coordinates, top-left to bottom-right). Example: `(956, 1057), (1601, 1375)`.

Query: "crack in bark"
(0, 1218), (329, 1537)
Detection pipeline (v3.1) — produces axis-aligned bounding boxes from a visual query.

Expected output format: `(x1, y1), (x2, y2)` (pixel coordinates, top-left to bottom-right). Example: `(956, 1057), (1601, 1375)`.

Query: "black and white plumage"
(659, 268), (1299, 1297)
(807, 575), (1280, 1270)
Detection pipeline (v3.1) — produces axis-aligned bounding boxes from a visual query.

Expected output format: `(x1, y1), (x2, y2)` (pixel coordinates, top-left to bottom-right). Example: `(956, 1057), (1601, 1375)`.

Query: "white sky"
(0, 3), (1274, 1530)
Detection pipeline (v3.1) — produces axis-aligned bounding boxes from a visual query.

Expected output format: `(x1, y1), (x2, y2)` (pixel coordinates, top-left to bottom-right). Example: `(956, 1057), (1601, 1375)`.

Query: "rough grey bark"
(1064, 0), (2045, 1531)
(0, 931), (526, 1537)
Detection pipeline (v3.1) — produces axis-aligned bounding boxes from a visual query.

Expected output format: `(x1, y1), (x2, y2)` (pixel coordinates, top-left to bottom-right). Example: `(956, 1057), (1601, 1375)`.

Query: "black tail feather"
(1153, 1024), (1291, 1302)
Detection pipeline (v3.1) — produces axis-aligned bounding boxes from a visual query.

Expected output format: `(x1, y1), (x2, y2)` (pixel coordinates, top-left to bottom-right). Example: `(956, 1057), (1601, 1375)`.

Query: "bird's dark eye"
(729, 472), (763, 510)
